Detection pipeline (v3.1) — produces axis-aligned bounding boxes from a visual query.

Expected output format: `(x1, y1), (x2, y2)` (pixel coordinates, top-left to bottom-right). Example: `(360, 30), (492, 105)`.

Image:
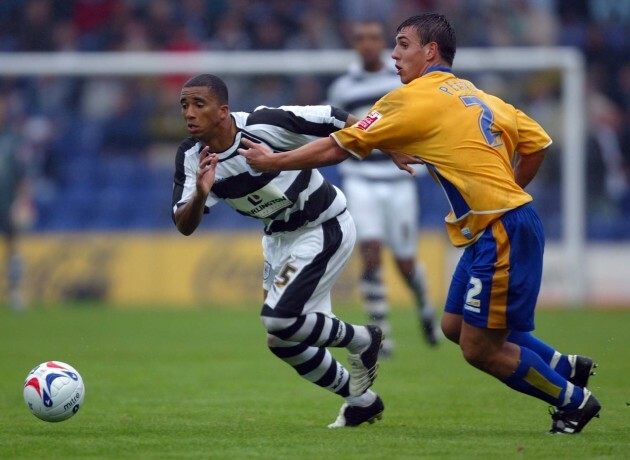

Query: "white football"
(23, 361), (85, 422)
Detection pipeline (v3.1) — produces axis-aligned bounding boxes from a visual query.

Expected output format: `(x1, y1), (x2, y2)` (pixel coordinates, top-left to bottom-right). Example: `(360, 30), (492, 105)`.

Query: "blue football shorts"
(444, 203), (544, 331)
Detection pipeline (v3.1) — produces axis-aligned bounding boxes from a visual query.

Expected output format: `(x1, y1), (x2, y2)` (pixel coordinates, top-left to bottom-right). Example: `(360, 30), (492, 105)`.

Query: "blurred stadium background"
(1, 0), (630, 309)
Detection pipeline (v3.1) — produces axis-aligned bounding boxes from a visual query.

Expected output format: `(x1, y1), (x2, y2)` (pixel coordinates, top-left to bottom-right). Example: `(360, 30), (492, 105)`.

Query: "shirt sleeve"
(246, 105), (350, 151)
(515, 109), (553, 155)
(330, 94), (406, 159)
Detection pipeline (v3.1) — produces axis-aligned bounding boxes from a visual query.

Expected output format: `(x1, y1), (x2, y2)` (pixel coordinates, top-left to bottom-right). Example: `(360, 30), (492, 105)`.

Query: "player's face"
(391, 27), (432, 84)
(180, 86), (228, 143)
(352, 23), (386, 70)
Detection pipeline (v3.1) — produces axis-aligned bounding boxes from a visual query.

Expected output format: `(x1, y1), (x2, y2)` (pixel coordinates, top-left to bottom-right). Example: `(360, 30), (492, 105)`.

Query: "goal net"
(4, 48), (624, 307)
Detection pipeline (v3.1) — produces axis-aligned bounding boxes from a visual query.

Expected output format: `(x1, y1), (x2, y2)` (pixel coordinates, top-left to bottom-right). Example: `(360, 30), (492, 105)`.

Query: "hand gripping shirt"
(331, 67), (552, 247)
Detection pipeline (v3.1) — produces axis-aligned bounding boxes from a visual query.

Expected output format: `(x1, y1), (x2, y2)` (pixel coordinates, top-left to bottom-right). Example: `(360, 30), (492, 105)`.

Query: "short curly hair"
(183, 74), (229, 105)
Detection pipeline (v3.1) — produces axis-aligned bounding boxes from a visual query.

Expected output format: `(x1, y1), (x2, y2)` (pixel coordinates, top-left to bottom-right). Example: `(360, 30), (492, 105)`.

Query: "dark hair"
(183, 74), (229, 105)
(396, 13), (456, 66)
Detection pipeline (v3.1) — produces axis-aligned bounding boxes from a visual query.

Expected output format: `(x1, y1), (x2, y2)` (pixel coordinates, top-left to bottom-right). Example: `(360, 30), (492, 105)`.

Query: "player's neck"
(205, 116), (237, 153)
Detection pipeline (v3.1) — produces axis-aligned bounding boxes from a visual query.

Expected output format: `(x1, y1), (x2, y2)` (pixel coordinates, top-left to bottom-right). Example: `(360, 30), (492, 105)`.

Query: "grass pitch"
(1, 305), (628, 459)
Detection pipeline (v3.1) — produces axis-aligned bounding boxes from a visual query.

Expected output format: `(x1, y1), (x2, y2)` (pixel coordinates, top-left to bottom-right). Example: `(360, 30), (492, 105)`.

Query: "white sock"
(346, 326), (371, 354)
(345, 389), (377, 407)
(549, 350), (563, 370)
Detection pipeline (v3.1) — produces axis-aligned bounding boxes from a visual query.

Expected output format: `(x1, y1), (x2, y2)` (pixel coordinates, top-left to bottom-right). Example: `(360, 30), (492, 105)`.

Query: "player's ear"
(219, 104), (230, 120)
(425, 42), (438, 60)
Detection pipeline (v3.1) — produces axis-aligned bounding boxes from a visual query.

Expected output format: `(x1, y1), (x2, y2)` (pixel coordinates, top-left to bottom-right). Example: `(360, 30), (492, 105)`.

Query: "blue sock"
(503, 346), (584, 409)
(508, 331), (572, 379)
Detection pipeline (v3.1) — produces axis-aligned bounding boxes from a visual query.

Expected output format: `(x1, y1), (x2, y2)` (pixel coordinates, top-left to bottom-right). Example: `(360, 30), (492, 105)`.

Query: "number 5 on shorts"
(275, 264), (297, 287)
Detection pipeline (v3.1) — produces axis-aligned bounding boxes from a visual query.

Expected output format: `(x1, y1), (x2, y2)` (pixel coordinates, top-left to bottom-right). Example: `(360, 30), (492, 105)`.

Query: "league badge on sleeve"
(356, 111), (383, 131)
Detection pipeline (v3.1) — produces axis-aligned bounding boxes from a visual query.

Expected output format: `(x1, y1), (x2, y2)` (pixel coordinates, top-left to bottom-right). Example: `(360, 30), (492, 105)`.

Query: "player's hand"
(196, 146), (219, 196)
(238, 138), (276, 172)
(381, 149), (425, 176)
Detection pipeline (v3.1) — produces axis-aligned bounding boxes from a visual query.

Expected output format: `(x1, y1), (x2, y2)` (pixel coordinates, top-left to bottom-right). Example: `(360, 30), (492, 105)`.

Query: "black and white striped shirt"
(172, 105), (349, 234)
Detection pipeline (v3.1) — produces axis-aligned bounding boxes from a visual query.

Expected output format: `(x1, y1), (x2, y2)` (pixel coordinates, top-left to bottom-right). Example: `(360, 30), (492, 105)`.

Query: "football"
(23, 361), (85, 422)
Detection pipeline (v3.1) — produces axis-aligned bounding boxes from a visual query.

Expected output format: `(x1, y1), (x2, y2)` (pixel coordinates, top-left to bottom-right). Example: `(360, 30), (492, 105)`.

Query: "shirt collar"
(424, 65), (453, 75)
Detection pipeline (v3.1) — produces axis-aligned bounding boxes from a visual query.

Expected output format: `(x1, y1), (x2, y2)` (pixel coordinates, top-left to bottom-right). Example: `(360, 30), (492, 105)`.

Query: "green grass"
(1, 305), (629, 459)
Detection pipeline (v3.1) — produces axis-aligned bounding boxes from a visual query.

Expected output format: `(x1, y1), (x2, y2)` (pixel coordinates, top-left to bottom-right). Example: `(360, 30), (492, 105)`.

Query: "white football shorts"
(342, 176), (419, 258)
(262, 210), (356, 316)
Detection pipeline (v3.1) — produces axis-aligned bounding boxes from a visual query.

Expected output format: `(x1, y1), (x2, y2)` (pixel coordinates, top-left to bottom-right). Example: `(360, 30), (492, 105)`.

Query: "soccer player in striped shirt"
(239, 14), (601, 434)
(171, 74), (383, 428)
(327, 21), (439, 356)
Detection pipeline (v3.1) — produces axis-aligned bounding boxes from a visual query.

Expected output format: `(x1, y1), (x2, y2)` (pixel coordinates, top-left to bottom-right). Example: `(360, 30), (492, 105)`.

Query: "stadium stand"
(0, 0), (629, 239)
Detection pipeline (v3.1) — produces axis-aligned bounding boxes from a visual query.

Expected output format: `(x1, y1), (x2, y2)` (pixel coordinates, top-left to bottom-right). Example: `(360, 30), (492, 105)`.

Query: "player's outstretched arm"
(239, 138), (350, 172)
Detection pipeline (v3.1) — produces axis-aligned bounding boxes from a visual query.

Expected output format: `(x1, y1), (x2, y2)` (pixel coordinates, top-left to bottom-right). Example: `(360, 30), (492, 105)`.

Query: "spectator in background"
(287, 4), (344, 50)
(206, 10), (251, 50)
(619, 62), (630, 112)
(208, 11), (251, 50)
(556, 0), (590, 48)
(248, 6), (288, 51)
(482, 0), (558, 47)
(327, 21), (439, 356)
(0, 0), (628, 237)
(618, 64), (630, 207)
(586, 65), (629, 216)
(96, 1), (140, 51)
(100, 82), (151, 156)
(293, 76), (326, 106)
(241, 77), (291, 111)
(0, 95), (32, 311)
(147, 82), (190, 147)
(17, 0), (56, 51)
(144, 0), (177, 50)
(71, 0), (117, 40)
(339, 0), (396, 25)
(175, 0), (215, 43)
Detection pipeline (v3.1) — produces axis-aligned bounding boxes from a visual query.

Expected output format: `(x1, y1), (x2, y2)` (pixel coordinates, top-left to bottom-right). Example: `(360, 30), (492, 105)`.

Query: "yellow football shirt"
(331, 67), (553, 247)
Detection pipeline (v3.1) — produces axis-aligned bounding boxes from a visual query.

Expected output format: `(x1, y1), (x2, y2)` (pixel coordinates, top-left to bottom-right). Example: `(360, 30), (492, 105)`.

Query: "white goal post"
(0, 48), (586, 305)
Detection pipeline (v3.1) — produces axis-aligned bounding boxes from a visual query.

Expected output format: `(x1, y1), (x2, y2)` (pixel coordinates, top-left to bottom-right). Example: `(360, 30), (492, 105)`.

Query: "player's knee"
(395, 258), (415, 280)
(459, 339), (498, 373)
(441, 314), (461, 344)
(266, 333), (282, 349)
(460, 344), (485, 369)
(441, 324), (460, 344)
(360, 241), (382, 271)
(260, 314), (294, 335)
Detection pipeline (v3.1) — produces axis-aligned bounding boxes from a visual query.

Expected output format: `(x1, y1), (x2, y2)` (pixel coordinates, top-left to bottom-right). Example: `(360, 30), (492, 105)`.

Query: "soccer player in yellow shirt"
(239, 13), (601, 434)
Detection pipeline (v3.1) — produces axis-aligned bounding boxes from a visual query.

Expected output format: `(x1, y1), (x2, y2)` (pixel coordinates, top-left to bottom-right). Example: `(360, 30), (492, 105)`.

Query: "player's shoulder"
(377, 83), (412, 108)
(384, 75), (444, 106)
(244, 105), (286, 124)
(246, 105), (334, 125)
(232, 111), (250, 128)
(176, 137), (201, 159)
(177, 137), (198, 151)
